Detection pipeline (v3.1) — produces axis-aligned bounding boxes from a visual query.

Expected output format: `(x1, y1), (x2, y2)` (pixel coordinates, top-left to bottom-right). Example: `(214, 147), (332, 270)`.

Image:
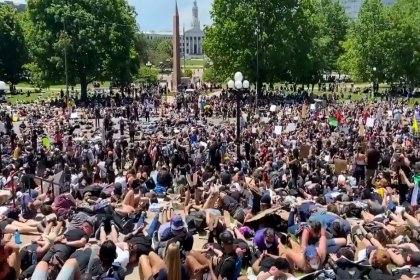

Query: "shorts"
(0, 218), (13, 231)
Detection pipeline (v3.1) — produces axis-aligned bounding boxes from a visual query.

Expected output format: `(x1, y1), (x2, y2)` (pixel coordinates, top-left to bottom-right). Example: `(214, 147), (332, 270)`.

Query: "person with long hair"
(139, 242), (189, 280)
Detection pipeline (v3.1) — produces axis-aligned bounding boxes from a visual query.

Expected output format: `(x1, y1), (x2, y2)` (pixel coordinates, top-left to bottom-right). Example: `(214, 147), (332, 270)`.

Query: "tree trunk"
(80, 74), (88, 101)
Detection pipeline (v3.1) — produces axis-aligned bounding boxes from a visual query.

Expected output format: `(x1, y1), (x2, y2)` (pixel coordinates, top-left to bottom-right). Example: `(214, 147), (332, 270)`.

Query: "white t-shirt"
(115, 176), (127, 192)
(115, 246), (129, 269)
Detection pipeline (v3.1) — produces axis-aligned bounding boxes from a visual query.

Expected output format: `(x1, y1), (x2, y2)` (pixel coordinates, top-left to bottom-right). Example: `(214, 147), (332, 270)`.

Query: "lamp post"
(372, 66), (377, 97)
(228, 72), (250, 159)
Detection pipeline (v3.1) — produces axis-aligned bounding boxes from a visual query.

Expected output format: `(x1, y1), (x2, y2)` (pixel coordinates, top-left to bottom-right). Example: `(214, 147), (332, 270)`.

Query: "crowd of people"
(0, 86), (418, 280)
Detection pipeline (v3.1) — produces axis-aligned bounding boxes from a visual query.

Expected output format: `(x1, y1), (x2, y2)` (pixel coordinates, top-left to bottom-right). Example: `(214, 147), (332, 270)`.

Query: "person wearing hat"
(254, 228), (279, 256)
(209, 230), (238, 280)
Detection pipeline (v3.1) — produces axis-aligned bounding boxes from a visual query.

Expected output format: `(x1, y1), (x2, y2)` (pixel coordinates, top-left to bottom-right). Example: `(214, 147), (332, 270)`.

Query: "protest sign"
(301, 104), (308, 118)
(274, 126), (282, 135)
(299, 144), (311, 158)
(366, 118), (375, 128)
(329, 117), (338, 127)
(270, 105), (277, 112)
(334, 159), (348, 174)
(286, 123), (296, 132)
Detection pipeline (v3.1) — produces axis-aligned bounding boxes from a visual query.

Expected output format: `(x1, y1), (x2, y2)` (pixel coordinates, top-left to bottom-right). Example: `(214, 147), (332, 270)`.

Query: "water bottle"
(31, 249), (37, 265)
(14, 229), (21, 244)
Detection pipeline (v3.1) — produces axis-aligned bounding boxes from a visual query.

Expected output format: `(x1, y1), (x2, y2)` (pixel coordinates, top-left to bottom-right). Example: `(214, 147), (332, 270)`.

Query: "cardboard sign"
(270, 105), (277, 112)
(366, 117), (375, 128)
(286, 123), (296, 132)
(70, 112), (79, 119)
(274, 126), (282, 135)
(340, 127), (349, 134)
(359, 125), (366, 137)
(301, 104), (309, 118)
(334, 159), (348, 174)
(299, 144), (311, 158)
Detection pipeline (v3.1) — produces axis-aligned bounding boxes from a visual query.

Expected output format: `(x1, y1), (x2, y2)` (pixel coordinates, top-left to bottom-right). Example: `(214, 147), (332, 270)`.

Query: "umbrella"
(204, 105), (212, 110)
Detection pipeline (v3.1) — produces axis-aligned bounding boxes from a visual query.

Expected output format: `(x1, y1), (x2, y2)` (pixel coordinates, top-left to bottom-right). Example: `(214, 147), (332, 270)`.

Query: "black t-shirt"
(155, 265), (189, 280)
(366, 149), (381, 169)
(3, 266), (16, 280)
(223, 195), (240, 215)
(215, 252), (237, 280)
(64, 228), (88, 242)
(126, 233), (153, 258)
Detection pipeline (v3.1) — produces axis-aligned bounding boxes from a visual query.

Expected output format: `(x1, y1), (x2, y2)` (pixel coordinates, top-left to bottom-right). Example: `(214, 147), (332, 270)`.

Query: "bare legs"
(139, 251), (166, 280)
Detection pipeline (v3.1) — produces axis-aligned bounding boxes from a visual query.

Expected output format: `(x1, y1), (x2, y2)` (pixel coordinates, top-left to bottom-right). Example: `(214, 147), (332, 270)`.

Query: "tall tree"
(338, 0), (389, 82)
(311, 0), (349, 75)
(382, 0), (420, 84)
(203, 0), (314, 90)
(25, 0), (138, 100)
(0, 4), (27, 84)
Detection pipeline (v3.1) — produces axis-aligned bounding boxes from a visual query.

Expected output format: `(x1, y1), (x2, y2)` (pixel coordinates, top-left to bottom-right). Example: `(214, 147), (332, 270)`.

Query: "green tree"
(138, 67), (158, 84)
(311, 0), (349, 75)
(183, 69), (193, 77)
(338, 0), (389, 82)
(202, 67), (225, 83)
(381, 0), (420, 84)
(25, 0), (138, 100)
(0, 4), (27, 84)
(146, 39), (173, 66)
(204, 0), (323, 93)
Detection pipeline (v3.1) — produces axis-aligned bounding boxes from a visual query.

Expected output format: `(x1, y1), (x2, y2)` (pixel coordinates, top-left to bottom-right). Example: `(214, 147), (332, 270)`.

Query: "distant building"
(339, 0), (395, 19)
(0, 1), (26, 12)
(143, 0), (205, 56)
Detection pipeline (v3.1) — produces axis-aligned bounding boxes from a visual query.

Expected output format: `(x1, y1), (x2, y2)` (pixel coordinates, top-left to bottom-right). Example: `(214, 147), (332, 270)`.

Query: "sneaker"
(151, 231), (159, 251)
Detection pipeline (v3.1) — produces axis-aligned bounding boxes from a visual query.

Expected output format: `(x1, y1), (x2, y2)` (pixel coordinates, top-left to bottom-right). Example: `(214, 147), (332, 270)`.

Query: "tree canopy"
(339, 0), (420, 84)
(203, 0), (349, 89)
(24, 0), (138, 100)
(138, 67), (158, 84)
(0, 4), (27, 84)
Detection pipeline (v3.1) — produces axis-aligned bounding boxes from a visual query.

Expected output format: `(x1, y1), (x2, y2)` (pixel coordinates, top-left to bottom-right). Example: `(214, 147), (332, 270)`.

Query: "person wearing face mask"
(280, 227), (327, 273)
(254, 228), (279, 256)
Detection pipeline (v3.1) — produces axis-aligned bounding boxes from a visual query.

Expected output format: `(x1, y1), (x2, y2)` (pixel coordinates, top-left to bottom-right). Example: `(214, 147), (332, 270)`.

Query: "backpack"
(54, 194), (76, 219)
(99, 264), (122, 280)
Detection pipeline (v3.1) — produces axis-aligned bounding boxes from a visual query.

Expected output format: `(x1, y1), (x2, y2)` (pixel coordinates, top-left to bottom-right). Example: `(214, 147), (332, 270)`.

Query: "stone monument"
(172, 0), (181, 91)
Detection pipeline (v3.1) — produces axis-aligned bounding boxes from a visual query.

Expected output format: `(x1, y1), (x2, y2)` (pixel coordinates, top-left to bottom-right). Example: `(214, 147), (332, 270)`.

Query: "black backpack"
(99, 264), (122, 280)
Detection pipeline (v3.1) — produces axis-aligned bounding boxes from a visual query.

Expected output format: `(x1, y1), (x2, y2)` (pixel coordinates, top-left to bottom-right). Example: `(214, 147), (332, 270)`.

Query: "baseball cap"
(193, 211), (205, 230)
(260, 193), (272, 205)
(170, 215), (185, 231)
(219, 231), (234, 245)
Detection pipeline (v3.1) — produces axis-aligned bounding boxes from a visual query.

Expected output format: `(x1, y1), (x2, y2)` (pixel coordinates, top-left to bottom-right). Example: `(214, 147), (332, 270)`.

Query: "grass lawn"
(7, 82), (420, 105)
(183, 59), (205, 67)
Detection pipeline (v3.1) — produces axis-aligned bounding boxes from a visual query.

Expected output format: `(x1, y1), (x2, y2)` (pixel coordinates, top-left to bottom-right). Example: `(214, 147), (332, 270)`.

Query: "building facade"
(143, 0), (205, 56)
(339, 0), (395, 19)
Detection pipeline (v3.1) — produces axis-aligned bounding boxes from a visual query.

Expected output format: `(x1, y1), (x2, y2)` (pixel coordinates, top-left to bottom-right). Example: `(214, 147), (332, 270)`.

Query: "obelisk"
(172, 0), (181, 92)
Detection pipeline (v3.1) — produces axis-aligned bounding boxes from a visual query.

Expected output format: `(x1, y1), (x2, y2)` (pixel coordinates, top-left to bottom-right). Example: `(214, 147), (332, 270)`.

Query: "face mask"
(309, 261), (320, 270)
(264, 239), (273, 248)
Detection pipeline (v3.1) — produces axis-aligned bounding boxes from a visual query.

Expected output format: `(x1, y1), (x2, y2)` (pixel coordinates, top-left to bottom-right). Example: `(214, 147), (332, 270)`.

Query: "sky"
(131, 0), (213, 31)
(7, 0), (213, 32)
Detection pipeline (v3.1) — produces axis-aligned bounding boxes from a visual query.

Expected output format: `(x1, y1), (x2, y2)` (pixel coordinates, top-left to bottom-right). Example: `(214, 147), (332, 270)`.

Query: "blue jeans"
(147, 215), (161, 236)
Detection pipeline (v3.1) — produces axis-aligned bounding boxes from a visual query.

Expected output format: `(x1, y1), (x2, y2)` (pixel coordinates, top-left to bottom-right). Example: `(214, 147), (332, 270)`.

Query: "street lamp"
(228, 72), (250, 158)
(372, 66), (377, 96)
